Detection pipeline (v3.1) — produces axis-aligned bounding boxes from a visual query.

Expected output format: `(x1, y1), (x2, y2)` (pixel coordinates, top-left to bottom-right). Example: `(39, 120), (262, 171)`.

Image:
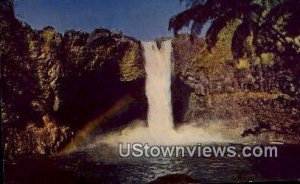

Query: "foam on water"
(91, 40), (229, 146)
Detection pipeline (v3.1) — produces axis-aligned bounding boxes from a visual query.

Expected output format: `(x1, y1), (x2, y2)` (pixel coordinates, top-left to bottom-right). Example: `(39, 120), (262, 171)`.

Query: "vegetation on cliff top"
(171, 0), (299, 138)
(1, 0), (300, 156)
(169, 0), (300, 65)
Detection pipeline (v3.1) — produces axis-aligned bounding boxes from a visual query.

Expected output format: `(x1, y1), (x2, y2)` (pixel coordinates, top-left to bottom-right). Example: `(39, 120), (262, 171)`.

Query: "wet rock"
(4, 115), (73, 159)
(149, 174), (201, 184)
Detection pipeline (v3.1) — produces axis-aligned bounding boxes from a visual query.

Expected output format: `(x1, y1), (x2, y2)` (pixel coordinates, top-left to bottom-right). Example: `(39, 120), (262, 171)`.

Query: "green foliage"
(236, 58), (250, 70)
(260, 52), (275, 66)
(42, 27), (55, 43)
(169, 0), (300, 63)
(173, 20), (239, 78)
(192, 20), (238, 76)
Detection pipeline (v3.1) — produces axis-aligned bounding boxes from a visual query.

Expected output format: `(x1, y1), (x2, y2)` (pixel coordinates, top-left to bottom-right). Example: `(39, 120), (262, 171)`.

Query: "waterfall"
(142, 40), (174, 135)
(92, 39), (226, 147)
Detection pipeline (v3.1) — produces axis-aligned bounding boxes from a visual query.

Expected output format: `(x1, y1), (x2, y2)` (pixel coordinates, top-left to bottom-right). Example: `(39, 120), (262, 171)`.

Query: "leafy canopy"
(169, 0), (300, 61)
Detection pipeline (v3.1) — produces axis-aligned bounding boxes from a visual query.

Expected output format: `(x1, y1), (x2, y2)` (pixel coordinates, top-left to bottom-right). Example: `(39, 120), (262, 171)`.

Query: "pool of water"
(5, 144), (300, 183)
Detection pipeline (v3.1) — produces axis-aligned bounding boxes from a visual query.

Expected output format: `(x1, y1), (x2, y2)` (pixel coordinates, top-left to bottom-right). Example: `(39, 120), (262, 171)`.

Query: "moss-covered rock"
(172, 23), (300, 143)
(1, 1), (146, 158)
(120, 41), (145, 81)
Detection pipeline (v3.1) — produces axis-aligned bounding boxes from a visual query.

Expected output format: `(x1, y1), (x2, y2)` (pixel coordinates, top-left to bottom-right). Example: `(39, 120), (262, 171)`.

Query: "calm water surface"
(5, 144), (300, 183)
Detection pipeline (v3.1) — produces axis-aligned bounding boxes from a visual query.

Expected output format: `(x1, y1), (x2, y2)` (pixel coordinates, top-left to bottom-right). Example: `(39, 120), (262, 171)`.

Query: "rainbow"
(59, 94), (136, 155)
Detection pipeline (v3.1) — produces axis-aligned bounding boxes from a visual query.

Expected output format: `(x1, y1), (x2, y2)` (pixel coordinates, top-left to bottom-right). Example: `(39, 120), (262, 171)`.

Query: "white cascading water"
(94, 39), (227, 146)
(143, 40), (174, 135)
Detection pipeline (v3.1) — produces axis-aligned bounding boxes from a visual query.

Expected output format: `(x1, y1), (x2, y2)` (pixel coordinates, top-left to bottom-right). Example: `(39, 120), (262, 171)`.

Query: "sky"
(14, 0), (188, 40)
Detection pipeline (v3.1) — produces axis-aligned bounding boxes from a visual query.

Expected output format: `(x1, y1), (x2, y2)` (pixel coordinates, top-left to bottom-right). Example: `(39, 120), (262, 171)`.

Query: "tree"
(169, 0), (300, 62)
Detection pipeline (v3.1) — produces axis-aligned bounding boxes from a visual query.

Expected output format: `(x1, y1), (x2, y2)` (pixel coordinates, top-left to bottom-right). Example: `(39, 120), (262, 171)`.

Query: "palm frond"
(169, 0), (221, 35)
(256, 0), (300, 57)
(168, 3), (205, 35)
(260, 0), (300, 33)
(170, 0), (298, 61)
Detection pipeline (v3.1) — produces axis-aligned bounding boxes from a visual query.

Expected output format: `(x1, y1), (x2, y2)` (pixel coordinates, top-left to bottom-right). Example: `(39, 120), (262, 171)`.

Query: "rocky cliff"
(172, 29), (300, 143)
(2, 2), (300, 159)
(1, 1), (146, 159)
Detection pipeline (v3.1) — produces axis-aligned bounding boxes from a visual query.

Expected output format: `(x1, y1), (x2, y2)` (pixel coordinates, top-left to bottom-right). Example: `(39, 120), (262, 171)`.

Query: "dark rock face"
(25, 26), (146, 130)
(2, 1), (300, 159)
(172, 35), (300, 143)
(4, 115), (73, 157)
(1, 2), (146, 158)
(172, 76), (193, 125)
